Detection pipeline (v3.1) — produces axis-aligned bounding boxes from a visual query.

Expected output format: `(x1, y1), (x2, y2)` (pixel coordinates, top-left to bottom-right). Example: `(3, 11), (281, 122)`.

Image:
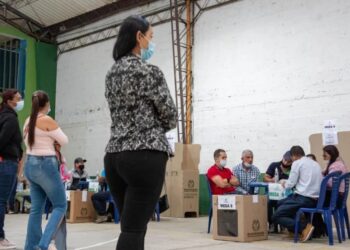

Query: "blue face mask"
(141, 38), (155, 61)
(14, 100), (24, 112)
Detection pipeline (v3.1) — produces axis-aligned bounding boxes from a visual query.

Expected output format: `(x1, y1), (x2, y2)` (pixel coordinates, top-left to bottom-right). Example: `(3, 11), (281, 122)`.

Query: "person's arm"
(84, 171), (89, 180)
(149, 67), (177, 132)
(284, 162), (299, 189)
(37, 116), (68, 146)
(326, 162), (343, 188)
(211, 175), (231, 188)
(264, 174), (274, 183)
(49, 128), (68, 146)
(264, 163), (275, 183)
(232, 167), (241, 186)
(17, 157), (24, 177)
(229, 175), (240, 186)
(0, 117), (17, 152)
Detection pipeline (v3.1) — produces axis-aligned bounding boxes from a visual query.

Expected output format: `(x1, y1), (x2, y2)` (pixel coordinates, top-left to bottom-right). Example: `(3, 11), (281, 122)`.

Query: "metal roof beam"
(57, 1), (186, 54)
(57, 0), (240, 54)
(0, 0), (54, 42)
(43, 0), (159, 38)
(6, 0), (41, 9)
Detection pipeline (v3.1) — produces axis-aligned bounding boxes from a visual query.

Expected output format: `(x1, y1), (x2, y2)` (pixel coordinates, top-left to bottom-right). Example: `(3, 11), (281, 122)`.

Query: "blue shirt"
(232, 163), (260, 194)
(101, 169), (106, 178)
(100, 169), (109, 191)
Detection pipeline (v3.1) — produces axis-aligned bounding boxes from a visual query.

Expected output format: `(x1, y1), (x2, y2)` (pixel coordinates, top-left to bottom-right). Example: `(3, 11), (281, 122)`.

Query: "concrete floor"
(4, 214), (350, 250)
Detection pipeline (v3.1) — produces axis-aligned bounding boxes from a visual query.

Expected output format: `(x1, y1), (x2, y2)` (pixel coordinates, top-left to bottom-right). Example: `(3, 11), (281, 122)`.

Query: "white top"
(24, 118), (68, 156)
(285, 156), (323, 198)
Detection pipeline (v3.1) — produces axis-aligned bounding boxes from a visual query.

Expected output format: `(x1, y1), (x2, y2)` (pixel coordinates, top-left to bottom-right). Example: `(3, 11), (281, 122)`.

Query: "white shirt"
(285, 156), (323, 198)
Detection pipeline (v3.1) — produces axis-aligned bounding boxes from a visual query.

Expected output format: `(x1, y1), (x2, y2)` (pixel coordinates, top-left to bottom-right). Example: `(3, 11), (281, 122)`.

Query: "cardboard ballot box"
(66, 190), (96, 223)
(212, 195), (268, 242)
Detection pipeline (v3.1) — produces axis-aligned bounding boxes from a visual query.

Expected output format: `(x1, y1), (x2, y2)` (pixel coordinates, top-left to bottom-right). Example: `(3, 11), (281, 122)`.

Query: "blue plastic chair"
(108, 194), (120, 224)
(294, 171), (342, 245)
(206, 175), (213, 234)
(337, 172), (350, 241)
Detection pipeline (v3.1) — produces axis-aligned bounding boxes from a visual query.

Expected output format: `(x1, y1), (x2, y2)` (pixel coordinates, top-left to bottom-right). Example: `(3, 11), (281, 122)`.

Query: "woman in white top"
(23, 91), (68, 250)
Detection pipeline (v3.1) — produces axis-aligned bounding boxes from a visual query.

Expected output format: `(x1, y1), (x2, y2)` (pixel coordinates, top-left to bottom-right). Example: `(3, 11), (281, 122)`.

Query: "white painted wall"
(56, 0), (350, 175)
(193, 0), (350, 172)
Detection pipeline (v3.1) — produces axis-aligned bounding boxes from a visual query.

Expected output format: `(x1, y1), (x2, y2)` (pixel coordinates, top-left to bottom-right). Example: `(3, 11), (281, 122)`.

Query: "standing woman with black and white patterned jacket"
(104, 15), (177, 250)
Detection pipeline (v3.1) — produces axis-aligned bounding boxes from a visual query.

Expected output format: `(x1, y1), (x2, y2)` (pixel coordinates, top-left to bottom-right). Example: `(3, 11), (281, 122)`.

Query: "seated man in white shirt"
(272, 146), (323, 242)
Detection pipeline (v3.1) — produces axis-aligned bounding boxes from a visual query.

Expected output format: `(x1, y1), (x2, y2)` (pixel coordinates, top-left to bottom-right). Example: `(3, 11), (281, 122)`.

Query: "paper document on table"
(82, 190), (88, 202)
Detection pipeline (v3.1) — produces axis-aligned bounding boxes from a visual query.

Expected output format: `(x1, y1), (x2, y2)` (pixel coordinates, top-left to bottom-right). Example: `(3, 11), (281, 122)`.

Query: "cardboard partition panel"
(165, 169), (199, 217)
(309, 131), (350, 216)
(162, 143), (201, 218)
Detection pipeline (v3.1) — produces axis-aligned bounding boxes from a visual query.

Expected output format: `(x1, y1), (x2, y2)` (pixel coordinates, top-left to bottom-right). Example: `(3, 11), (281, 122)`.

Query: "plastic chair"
(206, 175), (213, 234)
(294, 171), (342, 245)
(107, 194), (120, 224)
(337, 172), (350, 241)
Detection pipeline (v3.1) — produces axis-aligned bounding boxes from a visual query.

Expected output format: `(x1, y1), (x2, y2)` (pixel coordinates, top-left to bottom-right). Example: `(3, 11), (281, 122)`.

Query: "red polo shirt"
(207, 164), (235, 195)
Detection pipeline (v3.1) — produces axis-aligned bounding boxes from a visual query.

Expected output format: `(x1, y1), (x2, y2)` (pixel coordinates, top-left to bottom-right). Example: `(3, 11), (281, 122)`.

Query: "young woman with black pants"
(104, 15), (177, 250)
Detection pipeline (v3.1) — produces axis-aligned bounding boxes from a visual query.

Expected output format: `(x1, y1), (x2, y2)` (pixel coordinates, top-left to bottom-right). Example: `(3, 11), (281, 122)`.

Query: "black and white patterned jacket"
(105, 53), (177, 154)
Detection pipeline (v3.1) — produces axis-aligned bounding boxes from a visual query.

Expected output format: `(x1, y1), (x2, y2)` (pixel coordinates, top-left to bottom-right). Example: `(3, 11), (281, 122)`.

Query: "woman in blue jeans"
(0, 89), (24, 249)
(23, 91), (68, 250)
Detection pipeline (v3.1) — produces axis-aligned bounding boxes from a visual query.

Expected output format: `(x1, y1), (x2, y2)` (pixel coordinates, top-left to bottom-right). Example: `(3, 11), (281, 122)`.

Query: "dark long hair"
(323, 145), (339, 175)
(113, 15), (150, 61)
(0, 89), (18, 111)
(28, 91), (49, 149)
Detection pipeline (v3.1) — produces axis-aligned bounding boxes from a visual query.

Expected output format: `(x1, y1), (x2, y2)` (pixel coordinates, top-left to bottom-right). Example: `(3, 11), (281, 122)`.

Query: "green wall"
(199, 174), (210, 215)
(0, 25), (57, 125)
(35, 42), (57, 118)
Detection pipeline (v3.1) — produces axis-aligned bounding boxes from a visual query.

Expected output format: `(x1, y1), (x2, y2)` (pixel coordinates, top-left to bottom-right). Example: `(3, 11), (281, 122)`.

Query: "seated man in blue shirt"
(264, 151), (292, 232)
(91, 168), (114, 223)
(272, 146), (323, 242)
(232, 149), (260, 194)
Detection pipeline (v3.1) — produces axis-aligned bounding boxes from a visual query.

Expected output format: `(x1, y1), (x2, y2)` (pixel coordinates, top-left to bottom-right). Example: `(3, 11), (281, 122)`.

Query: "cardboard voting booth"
(163, 143), (201, 218)
(212, 195), (268, 242)
(66, 190), (96, 223)
(309, 131), (350, 216)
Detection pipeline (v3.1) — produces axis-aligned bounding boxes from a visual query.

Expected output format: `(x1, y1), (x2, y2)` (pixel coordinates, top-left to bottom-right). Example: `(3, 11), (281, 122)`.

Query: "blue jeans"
(8, 178), (17, 211)
(0, 160), (18, 239)
(24, 156), (67, 250)
(91, 191), (113, 216)
(272, 193), (317, 233)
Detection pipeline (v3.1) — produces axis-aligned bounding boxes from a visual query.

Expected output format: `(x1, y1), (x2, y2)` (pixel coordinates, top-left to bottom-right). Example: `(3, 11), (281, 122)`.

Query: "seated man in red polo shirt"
(207, 149), (239, 195)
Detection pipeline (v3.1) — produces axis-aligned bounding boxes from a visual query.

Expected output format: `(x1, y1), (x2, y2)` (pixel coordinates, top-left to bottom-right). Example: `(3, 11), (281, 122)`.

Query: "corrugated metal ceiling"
(2, 0), (118, 26)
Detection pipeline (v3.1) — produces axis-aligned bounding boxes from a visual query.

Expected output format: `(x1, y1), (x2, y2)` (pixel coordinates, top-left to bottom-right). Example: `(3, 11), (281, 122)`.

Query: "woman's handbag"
(158, 181), (169, 213)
